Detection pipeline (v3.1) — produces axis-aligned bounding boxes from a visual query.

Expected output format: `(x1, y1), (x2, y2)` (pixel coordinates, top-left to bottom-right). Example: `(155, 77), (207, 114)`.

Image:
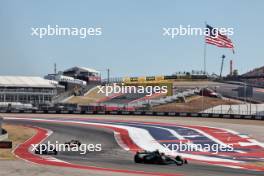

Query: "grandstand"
(242, 66), (264, 78)
(45, 66), (101, 103)
(0, 76), (58, 105)
(66, 75), (213, 108)
(45, 74), (86, 86)
(63, 66), (101, 83)
(63, 72), (232, 111)
(244, 67), (264, 85)
(241, 66), (264, 87)
(66, 86), (107, 104)
(102, 92), (148, 104)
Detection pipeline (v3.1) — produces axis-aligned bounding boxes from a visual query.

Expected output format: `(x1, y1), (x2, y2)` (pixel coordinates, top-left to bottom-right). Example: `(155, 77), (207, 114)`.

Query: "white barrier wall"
(203, 104), (264, 115)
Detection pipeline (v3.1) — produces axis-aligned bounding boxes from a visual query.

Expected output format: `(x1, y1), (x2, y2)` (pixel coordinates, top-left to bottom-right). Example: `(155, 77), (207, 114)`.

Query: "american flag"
(205, 24), (235, 53)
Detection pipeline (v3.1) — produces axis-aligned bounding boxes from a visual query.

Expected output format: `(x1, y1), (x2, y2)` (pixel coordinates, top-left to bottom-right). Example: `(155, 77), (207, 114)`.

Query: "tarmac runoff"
(2, 115), (264, 176)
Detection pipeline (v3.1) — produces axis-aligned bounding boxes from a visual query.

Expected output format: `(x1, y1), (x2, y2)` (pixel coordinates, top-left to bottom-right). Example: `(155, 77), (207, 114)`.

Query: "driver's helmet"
(154, 150), (160, 155)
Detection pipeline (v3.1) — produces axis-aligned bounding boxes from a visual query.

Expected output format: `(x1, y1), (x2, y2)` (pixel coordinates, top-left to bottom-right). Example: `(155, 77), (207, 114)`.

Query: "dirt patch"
(0, 125), (36, 160)
(151, 96), (240, 112)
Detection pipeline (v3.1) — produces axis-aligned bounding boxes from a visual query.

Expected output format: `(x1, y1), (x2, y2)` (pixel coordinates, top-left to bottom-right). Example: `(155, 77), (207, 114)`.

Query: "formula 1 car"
(134, 150), (187, 166)
(64, 140), (81, 148)
(34, 144), (58, 155)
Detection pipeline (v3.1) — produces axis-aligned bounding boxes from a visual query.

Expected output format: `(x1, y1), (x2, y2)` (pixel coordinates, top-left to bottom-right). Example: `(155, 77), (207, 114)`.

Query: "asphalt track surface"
(3, 115), (264, 176)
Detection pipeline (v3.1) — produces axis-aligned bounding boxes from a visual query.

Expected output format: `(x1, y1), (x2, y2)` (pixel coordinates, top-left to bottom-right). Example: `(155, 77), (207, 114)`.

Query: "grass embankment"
(0, 125), (36, 160)
(151, 96), (240, 112)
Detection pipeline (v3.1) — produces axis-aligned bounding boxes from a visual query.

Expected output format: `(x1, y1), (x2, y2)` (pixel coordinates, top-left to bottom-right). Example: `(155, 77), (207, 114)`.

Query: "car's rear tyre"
(175, 156), (184, 166)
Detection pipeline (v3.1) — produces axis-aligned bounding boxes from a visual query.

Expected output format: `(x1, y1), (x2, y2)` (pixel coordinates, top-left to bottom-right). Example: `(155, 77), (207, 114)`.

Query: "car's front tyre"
(134, 155), (142, 163)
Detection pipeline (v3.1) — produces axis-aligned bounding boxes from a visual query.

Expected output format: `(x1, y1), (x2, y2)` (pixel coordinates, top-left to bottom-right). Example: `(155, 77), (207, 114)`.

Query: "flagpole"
(203, 21), (207, 75)
(202, 22), (207, 112)
(203, 41), (207, 75)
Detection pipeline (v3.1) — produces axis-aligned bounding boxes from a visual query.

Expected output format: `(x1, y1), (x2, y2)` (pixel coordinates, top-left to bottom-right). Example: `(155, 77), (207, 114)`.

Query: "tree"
(233, 69), (239, 76)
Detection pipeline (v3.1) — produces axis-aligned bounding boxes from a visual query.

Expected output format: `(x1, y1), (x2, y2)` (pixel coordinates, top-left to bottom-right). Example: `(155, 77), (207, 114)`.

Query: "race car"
(134, 150), (187, 166)
(34, 144), (58, 155)
(64, 140), (81, 148)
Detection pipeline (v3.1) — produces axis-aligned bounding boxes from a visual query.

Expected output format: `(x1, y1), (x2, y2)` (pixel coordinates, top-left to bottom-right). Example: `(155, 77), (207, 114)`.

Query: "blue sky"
(0, 0), (263, 78)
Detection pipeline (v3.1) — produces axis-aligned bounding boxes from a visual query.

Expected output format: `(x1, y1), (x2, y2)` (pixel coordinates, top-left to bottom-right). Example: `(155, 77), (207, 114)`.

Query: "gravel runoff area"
(0, 160), (141, 176)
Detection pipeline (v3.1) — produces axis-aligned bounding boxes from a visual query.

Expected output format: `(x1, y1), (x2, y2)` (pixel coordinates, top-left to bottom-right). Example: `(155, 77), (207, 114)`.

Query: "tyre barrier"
(1, 109), (264, 120)
(0, 140), (12, 149)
